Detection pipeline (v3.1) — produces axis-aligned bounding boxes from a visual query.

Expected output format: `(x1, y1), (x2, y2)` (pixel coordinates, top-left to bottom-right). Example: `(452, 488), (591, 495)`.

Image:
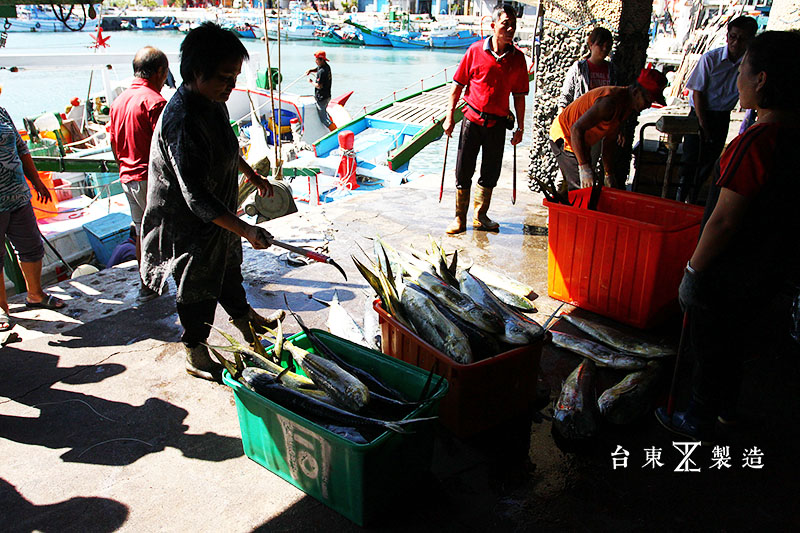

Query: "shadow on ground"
(0, 478), (128, 533)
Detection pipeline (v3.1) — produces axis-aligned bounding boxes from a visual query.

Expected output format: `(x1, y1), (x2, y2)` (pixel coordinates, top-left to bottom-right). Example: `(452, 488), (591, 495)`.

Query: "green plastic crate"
(222, 329), (448, 526)
(87, 172), (123, 199)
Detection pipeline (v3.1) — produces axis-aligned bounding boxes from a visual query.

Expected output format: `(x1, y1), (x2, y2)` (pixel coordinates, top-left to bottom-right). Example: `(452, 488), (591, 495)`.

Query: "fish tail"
(384, 422), (410, 434)
(397, 415), (438, 425)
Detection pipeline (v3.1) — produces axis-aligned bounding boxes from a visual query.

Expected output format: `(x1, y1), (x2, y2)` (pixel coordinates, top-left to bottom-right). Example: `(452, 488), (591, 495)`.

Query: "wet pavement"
(1, 166), (797, 531)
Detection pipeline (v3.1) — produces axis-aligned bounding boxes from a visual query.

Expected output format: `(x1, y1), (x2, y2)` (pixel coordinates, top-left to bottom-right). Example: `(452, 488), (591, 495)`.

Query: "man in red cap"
(306, 50), (335, 132)
(549, 67), (668, 190)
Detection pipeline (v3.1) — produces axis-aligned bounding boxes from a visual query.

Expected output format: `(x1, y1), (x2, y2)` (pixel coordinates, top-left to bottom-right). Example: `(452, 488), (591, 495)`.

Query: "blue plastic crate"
(82, 213), (132, 267)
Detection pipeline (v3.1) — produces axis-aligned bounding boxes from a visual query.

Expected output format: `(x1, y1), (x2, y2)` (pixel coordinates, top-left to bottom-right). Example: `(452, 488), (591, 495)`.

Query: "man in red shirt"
(109, 47), (169, 303)
(442, 4), (528, 234)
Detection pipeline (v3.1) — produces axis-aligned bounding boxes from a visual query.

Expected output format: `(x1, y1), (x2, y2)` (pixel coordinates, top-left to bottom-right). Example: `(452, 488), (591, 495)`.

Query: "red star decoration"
(90, 27), (110, 49)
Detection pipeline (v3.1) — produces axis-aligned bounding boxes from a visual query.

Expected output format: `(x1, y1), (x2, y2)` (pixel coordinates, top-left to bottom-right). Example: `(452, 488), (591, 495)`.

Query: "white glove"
(579, 164), (595, 189)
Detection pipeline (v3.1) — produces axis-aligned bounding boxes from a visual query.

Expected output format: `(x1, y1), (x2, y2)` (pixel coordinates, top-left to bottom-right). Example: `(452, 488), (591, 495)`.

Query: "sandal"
(25, 294), (67, 310)
(0, 310), (12, 331)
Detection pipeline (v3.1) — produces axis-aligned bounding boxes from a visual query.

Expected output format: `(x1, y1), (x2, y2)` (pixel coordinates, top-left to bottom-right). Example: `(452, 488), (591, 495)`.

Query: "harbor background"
(0, 29), (537, 177)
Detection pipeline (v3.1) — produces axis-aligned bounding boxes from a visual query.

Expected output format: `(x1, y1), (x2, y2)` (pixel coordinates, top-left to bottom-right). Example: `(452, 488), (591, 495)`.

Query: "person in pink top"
(109, 47), (169, 303)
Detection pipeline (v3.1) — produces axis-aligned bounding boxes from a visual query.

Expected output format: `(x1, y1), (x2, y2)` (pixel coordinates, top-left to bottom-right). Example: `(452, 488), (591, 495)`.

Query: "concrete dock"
(1, 167), (797, 531)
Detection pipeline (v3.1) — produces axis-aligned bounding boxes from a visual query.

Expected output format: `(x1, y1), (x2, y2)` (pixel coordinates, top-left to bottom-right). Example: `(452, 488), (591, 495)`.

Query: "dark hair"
(587, 27), (613, 47)
(133, 47), (168, 79)
(180, 22), (249, 84)
(492, 3), (516, 23)
(744, 30), (800, 110)
(728, 15), (758, 37)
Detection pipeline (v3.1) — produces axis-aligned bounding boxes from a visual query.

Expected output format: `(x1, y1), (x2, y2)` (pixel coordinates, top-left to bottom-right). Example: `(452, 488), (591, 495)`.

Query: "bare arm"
(511, 93), (525, 146)
(692, 90), (709, 138)
(239, 155), (273, 198)
(601, 131), (618, 176)
(20, 152), (51, 204)
(570, 96), (616, 166)
(212, 212), (273, 250)
(689, 188), (750, 271)
(442, 83), (464, 137)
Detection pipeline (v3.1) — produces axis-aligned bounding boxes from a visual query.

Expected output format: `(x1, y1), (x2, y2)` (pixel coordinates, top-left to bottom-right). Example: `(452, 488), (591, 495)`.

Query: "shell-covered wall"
(528, 0), (654, 191)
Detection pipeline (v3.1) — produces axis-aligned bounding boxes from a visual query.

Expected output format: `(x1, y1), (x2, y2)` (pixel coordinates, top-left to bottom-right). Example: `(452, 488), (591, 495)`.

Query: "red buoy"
(338, 130), (354, 151)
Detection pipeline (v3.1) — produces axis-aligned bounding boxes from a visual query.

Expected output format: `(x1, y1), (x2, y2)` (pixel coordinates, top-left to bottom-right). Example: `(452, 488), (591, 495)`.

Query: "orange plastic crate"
(544, 188), (704, 329)
(28, 171), (59, 220)
(374, 299), (541, 438)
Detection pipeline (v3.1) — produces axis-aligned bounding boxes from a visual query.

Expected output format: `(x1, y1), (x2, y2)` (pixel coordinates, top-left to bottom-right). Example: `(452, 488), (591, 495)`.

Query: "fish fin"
(205, 343), (243, 354)
(383, 422), (410, 434)
(542, 302), (566, 331)
(250, 323), (268, 357)
(206, 345), (238, 378)
(207, 323), (240, 347)
(311, 295), (332, 307)
(275, 366), (291, 383)
(448, 249), (458, 276)
(331, 288), (340, 305)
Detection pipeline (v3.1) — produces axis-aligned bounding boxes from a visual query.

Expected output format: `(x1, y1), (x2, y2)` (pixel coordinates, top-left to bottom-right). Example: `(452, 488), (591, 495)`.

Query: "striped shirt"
(0, 107), (32, 212)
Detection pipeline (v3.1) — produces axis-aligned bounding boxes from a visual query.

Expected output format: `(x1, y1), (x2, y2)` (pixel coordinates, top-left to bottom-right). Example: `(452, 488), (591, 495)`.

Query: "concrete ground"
(1, 161), (797, 531)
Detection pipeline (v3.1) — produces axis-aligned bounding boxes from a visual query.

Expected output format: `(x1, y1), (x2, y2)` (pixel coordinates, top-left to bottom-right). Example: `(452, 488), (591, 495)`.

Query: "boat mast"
(261, 1), (281, 180)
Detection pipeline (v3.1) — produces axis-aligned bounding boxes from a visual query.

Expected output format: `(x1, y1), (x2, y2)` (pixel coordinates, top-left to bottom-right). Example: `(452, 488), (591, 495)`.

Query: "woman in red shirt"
(657, 31), (800, 442)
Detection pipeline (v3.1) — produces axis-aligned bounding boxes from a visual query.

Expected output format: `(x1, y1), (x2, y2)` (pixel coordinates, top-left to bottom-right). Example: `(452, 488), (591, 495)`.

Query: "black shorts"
(0, 202), (45, 263)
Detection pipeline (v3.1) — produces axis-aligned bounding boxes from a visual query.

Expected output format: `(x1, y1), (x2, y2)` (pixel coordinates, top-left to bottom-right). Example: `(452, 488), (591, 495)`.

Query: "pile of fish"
(352, 236), (544, 364)
(210, 305), (442, 444)
(551, 313), (677, 440)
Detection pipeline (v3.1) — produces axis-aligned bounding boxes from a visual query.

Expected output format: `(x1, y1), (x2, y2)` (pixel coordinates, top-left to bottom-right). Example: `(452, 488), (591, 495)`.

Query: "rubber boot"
(445, 188), (470, 234)
(230, 307), (286, 344)
(472, 184), (500, 231)
(184, 344), (223, 382)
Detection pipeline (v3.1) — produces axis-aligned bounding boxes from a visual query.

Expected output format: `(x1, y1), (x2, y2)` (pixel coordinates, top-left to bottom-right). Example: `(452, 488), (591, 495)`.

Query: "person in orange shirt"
(549, 68), (668, 190)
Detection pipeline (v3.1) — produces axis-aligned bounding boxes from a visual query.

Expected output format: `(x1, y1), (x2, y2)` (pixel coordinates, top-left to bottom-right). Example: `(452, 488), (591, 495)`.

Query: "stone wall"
(528, 0), (654, 191)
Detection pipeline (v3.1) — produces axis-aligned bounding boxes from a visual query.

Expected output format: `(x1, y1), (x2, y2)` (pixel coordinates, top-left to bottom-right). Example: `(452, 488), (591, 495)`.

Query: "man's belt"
(464, 101), (511, 123)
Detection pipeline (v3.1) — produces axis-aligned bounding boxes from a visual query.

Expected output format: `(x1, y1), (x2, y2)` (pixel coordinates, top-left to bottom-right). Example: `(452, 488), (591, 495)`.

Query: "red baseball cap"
(314, 50), (328, 61)
(637, 68), (668, 106)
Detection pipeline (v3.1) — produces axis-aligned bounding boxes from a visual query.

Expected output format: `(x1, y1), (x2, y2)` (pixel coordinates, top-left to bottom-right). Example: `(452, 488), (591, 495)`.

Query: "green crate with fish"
(217, 317), (447, 527)
(353, 236), (545, 437)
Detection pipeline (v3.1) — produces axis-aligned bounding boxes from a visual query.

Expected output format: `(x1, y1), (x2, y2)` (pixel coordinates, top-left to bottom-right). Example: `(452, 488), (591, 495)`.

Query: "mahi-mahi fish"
(553, 360), (599, 440)
(549, 331), (647, 371)
(598, 362), (662, 424)
(563, 314), (676, 358)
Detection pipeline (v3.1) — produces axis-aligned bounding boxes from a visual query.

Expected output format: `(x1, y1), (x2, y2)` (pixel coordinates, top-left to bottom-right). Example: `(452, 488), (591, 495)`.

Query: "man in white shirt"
(676, 16), (757, 203)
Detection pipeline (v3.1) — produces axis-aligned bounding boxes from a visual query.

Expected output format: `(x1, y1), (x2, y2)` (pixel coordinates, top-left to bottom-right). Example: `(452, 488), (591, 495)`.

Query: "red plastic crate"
(544, 188), (704, 329)
(374, 299), (541, 438)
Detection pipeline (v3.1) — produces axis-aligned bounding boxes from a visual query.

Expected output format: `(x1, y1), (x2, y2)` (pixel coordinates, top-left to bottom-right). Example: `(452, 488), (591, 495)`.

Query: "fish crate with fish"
(222, 330), (447, 527)
(544, 188), (704, 329)
(374, 298), (543, 438)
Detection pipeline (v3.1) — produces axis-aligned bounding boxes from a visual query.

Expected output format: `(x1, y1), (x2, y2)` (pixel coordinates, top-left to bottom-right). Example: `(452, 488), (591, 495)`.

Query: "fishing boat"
(318, 27), (364, 46)
(385, 30), (426, 49)
(267, 9), (326, 41)
(343, 20), (392, 47)
(2, 4), (101, 33)
(227, 22), (264, 40)
(430, 30), (481, 49)
(154, 17), (180, 31)
(285, 78), (461, 192)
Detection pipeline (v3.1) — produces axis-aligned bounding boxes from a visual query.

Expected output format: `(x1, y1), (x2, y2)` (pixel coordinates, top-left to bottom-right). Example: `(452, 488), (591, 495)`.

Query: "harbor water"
(0, 30), (534, 175)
